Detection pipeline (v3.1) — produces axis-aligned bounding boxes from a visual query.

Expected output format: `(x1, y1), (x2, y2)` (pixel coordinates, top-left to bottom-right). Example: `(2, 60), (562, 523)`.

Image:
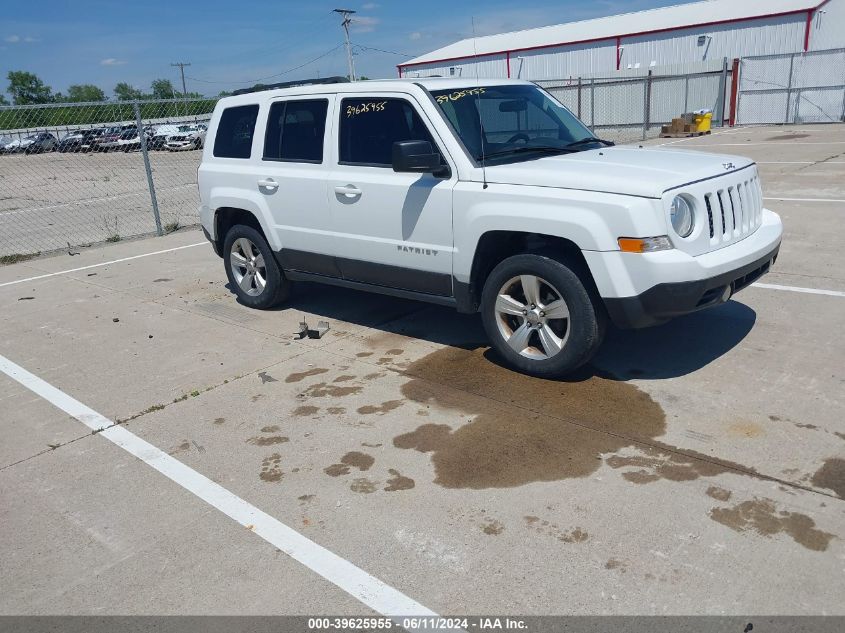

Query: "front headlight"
(670, 195), (694, 238)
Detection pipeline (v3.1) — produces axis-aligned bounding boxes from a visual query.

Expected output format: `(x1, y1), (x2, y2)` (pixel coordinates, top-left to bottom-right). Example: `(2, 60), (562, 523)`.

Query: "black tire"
(480, 253), (606, 378)
(223, 224), (289, 309)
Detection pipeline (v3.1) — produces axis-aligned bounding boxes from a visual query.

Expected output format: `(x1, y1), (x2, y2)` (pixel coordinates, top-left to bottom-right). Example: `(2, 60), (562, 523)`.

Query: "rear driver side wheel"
(223, 224), (289, 309)
(480, 253), (605, 378)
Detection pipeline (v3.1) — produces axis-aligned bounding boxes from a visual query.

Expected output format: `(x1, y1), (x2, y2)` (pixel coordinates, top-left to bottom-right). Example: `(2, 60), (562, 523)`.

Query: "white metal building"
(398, 0), (845, 79)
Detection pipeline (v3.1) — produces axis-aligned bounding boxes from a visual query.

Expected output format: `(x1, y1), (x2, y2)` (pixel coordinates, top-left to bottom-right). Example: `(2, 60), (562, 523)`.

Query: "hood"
(480, 146), (754, 198)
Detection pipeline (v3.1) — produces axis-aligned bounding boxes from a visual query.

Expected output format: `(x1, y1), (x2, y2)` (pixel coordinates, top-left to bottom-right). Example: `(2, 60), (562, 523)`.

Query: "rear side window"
(339, 97), (438, 167)
(263, 99), (328, 163)
(213, 104), (259, 159)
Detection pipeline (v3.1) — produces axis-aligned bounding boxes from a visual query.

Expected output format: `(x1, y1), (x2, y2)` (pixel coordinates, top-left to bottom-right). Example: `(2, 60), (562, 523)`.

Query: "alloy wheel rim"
(229, 238), (267, 297)
(494, 275), (571, 360)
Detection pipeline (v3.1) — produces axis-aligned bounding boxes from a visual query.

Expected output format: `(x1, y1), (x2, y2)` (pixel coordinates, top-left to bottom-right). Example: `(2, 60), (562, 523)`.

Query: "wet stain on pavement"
(810, 458), (845, 499)
(482, 519), (504, 535)
(324, 451), (375, 476)
(333, 375), (356, 383)
(605, 447), (733, 484)
(393, 345), (756, 489)
(706, 486), (732, 502)
(169, 440), (191, 455)
(327, 407), (346, 414)
(834, 432), (845, 441)
(384, 469), (415, 491)
(261, 425), (280, 433)
(605, 558), (628, 572)
(260, 453), (283, 482)
(522, 516), (588, 543)
(293, 405), (321, 417)
(258, 371), (278, 384)
(286, 368), (329, 383)
(727, 422), (764, 439)
(350, 478), (378, 493)
(356, 352), (373, 358)
(247, 435), (290, 446)
(357, 400), (403, 415)
(298, 494), (315, 502)
(301, 382), (363, 398)
(386, 349), (404, 356)
(213, 417), (225, 425)
(152, 278), (173, 283)
(709, 498), (834, 551)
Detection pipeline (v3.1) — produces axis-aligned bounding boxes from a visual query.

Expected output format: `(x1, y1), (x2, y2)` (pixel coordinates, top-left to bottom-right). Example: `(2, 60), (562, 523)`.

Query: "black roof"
(231, 76), (349, 96)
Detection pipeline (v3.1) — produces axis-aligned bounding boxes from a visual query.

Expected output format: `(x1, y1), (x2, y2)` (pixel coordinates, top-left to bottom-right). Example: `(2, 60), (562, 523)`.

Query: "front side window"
(339, 97), (438, 167)
(263, 99), (328, 163)
(213, 104), (259, 159)
(429, 85), (596, 164)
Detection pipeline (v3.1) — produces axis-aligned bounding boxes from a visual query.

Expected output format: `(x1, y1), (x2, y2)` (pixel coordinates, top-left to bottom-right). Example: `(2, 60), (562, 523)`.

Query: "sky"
(1, 0), (682, 99)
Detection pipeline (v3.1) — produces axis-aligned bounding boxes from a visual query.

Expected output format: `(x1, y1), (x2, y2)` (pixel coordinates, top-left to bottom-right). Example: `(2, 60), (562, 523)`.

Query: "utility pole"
(333, 9), (356, 81)
(170, 62), (191, 96)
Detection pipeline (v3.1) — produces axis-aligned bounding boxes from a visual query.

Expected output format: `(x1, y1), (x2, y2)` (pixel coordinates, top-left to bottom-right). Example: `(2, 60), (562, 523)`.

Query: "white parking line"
(752, 282), (845, 298)
(763, 197), (845, 203)
(0, 242), (207, 288)
(0, 353), (442, 624)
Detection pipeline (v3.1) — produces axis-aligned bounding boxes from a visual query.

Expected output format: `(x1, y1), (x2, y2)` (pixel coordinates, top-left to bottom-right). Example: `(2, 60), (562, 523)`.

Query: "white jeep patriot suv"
(198, 78), (782, 378)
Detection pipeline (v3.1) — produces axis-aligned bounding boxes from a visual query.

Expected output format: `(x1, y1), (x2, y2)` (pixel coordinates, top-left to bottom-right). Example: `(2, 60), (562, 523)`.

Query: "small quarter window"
(213, 104), (259, 159)
(263, 99), (328, 163)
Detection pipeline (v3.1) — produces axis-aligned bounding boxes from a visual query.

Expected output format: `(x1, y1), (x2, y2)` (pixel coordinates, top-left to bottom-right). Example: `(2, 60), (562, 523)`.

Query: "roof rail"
(231, 76), (350, 96)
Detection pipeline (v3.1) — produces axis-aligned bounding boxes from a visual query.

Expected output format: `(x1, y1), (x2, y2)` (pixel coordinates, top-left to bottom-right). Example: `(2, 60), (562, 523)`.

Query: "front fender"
(452, 183), (665, 281)
(208, 186), (281, 251)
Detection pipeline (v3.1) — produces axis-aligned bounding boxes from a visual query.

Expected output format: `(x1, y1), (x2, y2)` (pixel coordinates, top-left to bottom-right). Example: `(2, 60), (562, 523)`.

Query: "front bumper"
(589, 208), (783, 329)
(603, 244), (779, 328)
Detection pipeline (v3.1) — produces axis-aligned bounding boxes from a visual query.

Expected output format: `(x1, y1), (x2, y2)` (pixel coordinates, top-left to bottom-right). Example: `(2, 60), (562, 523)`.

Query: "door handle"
(334, 184), (362, 198)
(257, 178), (279, 190)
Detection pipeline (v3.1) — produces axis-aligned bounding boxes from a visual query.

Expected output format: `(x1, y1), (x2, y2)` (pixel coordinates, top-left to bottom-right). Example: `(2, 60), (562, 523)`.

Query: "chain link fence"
(538, 65), (731, 144)
(736, 48), (845, 125)
(0, 98), (215, 260)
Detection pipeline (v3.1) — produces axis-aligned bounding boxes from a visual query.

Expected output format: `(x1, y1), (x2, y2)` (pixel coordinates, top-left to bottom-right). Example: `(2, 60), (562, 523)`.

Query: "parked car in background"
(0, 136), (14, 154)
(165, 124), (206, 151)
(93, 125), (135, 152)
(116, 128), (151, 152)
(15, 132), (58, 154)
(149, 124), (180, 150)
(57, 131), (89, 153)
(78, 129), (105, 152)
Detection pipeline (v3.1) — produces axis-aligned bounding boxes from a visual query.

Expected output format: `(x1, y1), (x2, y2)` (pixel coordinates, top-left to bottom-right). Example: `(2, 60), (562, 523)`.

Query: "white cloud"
(409, 32), (422, 41)
(5, 35), (20, 43)
(23, 36), (38, 42)
(100, 58), (127, 66)
(362, 2), (378, 9)
(351, 16), (379, 33)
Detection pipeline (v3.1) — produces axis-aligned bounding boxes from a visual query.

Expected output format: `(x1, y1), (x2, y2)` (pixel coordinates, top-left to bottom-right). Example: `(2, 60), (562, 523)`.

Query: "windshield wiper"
(477, 146), (575, 161)
(564, 136), (614, 148)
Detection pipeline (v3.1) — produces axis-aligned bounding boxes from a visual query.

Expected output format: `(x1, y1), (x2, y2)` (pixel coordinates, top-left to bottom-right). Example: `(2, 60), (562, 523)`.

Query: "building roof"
(400, 0), (822, 68)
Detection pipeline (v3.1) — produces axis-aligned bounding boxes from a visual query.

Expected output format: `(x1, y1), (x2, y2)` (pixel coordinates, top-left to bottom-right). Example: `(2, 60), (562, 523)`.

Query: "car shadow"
(227, 280), (756, 381)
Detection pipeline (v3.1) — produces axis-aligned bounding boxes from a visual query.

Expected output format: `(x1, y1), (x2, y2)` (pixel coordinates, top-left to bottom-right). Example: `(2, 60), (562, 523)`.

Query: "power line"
(188, 11), (336, 66)
(354, 45), (413, 58)
(186, 44), (344, 85)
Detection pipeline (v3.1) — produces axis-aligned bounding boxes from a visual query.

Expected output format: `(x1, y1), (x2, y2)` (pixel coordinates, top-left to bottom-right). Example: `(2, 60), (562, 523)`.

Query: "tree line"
(1, 70), (209, 106)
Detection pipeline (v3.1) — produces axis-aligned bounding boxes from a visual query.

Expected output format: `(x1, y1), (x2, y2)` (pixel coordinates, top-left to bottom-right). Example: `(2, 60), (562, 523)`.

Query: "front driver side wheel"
(223, 224), (289, 309)
(480, 253), (605, 378)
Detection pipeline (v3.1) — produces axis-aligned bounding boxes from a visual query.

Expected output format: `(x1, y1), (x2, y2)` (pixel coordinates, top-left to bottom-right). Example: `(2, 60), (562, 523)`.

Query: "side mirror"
(392, 140), (442, 174)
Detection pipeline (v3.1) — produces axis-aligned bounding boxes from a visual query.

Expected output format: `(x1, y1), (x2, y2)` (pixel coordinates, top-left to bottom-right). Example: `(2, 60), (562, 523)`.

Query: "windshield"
(429, 84), (597, 164)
